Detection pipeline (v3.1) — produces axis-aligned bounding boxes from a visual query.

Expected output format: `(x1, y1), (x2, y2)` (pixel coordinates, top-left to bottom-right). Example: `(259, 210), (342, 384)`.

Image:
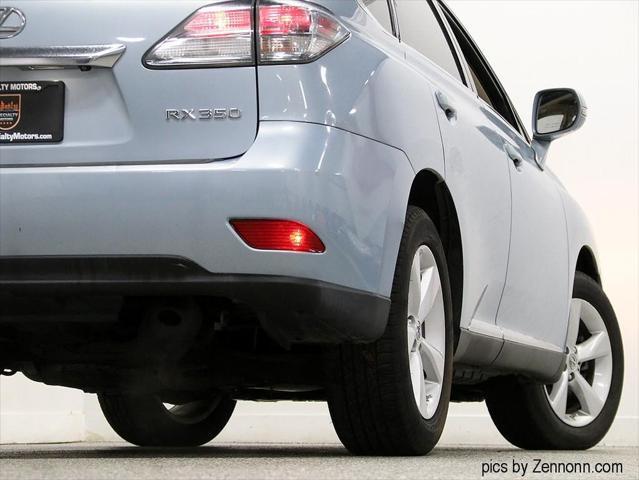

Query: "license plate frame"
(0, 81), (65, 144)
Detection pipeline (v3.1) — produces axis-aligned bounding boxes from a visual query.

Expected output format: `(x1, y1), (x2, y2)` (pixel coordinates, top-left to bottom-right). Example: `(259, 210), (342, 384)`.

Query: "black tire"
(326, 206), (454, 456)
(98, 392), (236, 447)
(485, 272), (624, 450)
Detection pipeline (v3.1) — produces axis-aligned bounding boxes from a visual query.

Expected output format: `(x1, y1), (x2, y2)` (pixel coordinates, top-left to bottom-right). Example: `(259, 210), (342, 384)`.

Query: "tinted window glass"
(442, 7), (526, 136)
(363, 0), (393, 34)
(467, 62), (492, 107)
(396, 0), (462, 82)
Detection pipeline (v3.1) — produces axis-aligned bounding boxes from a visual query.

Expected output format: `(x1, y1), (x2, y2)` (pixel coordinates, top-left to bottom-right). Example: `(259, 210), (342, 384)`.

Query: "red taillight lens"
(184, 9), (253, 37)
(143, 0), (349, 68)
(143, 2), (254, 68)
(259, 5), (312, 36)
(258, 1), (349, 64)
(231, 219), (325, 253)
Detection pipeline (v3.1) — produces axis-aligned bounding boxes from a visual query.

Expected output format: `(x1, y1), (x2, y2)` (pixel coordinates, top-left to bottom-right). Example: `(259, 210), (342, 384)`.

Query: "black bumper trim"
(0, 256), (390, 344)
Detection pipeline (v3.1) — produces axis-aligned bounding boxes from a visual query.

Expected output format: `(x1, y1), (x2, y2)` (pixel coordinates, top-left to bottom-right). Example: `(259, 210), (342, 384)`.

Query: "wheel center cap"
(567, 352), (579, 372)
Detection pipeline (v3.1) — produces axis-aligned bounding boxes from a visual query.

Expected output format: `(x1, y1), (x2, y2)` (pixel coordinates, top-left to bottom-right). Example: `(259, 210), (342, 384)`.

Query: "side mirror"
(532, 88), (587, 166)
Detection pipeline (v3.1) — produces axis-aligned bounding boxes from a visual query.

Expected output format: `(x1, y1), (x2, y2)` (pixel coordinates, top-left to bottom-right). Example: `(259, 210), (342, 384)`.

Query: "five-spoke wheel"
(486, 272), (623, 450)
(327, 206), (453, 455)
(545, 298), (613, 427)
(407, 245), (446, 420)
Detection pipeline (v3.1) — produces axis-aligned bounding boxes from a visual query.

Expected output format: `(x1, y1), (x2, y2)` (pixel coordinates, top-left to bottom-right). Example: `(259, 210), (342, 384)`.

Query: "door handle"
(504, 143), (524, 169)
(435, 91), (457, 121)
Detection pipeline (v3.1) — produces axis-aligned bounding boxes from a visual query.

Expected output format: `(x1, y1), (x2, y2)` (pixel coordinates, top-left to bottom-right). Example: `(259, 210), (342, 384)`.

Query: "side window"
(442, 7), (527, 137)
(395, 0), (462, 82)
(362, 0), (394, 35)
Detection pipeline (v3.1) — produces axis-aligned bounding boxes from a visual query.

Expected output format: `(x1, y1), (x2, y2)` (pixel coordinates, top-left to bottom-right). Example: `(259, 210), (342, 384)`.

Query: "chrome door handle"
(435, 91), (457, 121)
(504, 143), (524, 169)
(0, 44), (126, 69)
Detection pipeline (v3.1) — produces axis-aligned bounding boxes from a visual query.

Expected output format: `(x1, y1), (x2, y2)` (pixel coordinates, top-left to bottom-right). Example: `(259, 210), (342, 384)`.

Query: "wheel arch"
(575, 245), (601, 286)
(559, 186), (602, 290)
(407, 169), (463, 346)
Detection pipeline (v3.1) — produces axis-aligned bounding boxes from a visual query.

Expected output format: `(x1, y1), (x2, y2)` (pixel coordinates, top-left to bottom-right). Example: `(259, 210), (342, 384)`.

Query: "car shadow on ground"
(0, 443), (526, 460)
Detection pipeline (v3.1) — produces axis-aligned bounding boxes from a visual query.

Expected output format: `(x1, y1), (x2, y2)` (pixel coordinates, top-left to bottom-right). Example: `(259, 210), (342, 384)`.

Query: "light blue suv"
(0, 0), (623, 455)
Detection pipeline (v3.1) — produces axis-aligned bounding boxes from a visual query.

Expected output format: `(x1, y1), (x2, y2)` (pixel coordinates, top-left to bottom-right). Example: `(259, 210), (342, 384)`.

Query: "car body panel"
(412, 55), (512, 336)
(557, 177), (602, 339)
(294, 1), (576, 372)
(495, 151), (570, 353)
(259, 2), (513, 341)
(0, 0), (604, 382)
(0, 121), (414, 297)
(0, 0), (258, 166)
(257, 10), (446, 180)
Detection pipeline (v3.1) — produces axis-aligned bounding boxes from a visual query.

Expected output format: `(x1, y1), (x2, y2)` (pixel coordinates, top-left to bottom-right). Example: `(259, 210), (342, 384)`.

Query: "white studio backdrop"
(1, 0), (637, 446)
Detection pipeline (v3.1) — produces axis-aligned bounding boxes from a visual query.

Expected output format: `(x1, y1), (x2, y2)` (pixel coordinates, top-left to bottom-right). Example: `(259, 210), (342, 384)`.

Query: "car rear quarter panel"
(257, 0), (446, 179)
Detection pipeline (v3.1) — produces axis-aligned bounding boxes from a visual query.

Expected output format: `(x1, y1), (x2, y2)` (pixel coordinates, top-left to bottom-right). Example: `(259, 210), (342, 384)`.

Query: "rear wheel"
(326, 206), (453, 456)
(98, 392), (236, 447)
(485, 272), (624, 449)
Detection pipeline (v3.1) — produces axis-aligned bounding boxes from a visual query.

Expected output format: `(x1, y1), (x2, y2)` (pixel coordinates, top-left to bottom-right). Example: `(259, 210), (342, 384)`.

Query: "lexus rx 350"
(0, 0), (623, 455)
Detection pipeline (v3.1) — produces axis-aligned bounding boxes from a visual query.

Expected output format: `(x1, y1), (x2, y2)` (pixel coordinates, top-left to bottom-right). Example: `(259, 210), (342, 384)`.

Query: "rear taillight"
(258, 1), (349, 64)
(144, 1), (255, 68)
(144, 0), (349, 69)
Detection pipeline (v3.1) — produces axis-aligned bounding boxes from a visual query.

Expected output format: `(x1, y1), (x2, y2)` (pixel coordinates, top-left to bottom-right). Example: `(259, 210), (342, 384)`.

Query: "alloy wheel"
(407, 245), (446, 420)
(162, 397), (223, 425)
(545, 298), (613, 427)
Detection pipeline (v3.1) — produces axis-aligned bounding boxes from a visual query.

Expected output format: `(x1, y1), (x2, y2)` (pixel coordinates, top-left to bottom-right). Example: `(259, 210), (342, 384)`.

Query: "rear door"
(0, 1), (258, 167)
(441, 3), (569, 353)
(395, 0), (512, 343)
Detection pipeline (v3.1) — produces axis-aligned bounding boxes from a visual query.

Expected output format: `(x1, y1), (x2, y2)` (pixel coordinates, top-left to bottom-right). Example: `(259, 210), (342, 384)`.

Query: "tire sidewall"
(527, 273), (624, 448)
(98, 393), (236, 447)
(390, 207), (454, 446)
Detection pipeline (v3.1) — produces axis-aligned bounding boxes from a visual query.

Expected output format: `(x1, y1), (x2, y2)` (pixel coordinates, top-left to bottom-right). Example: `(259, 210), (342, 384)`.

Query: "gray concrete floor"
(0, 443), (637, 480)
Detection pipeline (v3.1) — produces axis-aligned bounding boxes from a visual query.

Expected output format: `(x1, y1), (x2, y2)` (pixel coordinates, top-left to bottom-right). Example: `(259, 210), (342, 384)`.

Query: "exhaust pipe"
(137, 298), (203, 362)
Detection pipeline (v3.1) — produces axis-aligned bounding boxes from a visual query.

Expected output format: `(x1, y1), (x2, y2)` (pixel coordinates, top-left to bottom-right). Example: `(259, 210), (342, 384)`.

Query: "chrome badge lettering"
(166, 108), (242, 121)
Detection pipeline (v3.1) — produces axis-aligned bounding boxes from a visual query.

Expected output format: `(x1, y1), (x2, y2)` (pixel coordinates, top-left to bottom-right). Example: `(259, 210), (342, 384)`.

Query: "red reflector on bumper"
(230, 219), (325, 253)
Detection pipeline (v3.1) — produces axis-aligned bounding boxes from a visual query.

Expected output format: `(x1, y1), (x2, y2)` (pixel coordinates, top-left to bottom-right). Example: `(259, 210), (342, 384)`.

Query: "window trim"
(388, 0), (400, 40)
(426, 0), (468, 87)
(437, 0), (531, 144)
(394, 0), (469, 87)
(359, 0), (399, 38)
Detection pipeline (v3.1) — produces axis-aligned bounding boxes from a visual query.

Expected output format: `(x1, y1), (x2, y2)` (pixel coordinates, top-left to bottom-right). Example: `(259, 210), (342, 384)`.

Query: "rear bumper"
(0, 121), (414, 343)
(0, 256), (389, 344)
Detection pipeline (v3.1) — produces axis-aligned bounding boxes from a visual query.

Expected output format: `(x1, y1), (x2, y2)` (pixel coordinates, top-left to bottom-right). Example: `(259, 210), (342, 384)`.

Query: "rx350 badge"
(166, 108), (242, 121)
(0, 94), (21, 131)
